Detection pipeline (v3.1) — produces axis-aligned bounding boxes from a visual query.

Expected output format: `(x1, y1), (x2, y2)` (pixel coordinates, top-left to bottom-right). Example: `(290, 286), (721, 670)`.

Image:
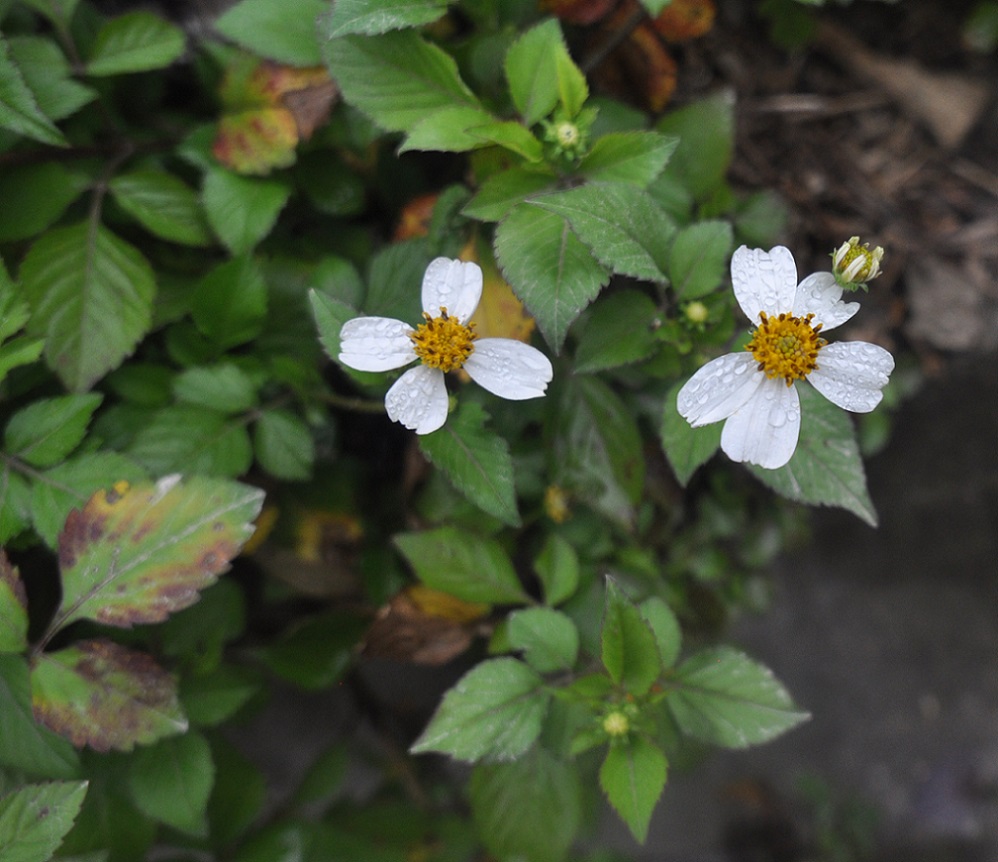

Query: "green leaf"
(398, 104), (499, 154)
(656, 92), (734, 200)
(0, 780), (87, 862)
(0, 33), (66, 146)
(508, 607), (579, 673)
(410, 657), (549, 762)
(534, 534), (579, 606)
(494, 204), (609, 352)
(4, 394), (102, 468)
(191, 256), (267, 349)
(128, 405), (253, 477)
(21, 0), (82, 28)
(0, 162), (87, 243)
(321, 30), (480, 134)
(600, 578), (660, 695)
(554, 46), (588, 118)
(0, 550), (27, 654)
(599, 736), (667, 844)
(30, 452), (148, 549)
(470, 746), (581, 862)
(207, 736), (266, 847)
(173, 364), (257, 413)
(660, 380), (722, 486)
(321, 0), (450, 38)
(668, 646), (810, 748)
(0, 656), (80, 777)
(462, 167), (556, 223)
(179, 664), (260, 727)
(418, 401), (519, 527)
(573, 289), (660, 374)
(215, 0), (327, 65)
(129, 731), (214, 837)
(748, 384), (878, 525)
(394, 526), (528, 604)
(668, 220), (733, 299)
(578, 131), (678, 186)
(109, 170), (213, 247)
(21, 223), (155, 392)
(310, 289), (357, 362)
(52, 475), (263, 632)
(255, 611), (364, 690)
(465, 119), (543, 161)
(0, 469), (31, 545)
(202, 168), (289, 255)
(554, 376), (644, 526)
(30, 639), (187, 752)
(253, 408), (315, 480)
(528, 183), (671, 283)
(504, 19), (567, 126)
(8, 36), (96, 122)
(639, 596), (681, 669)
(85, 11), (185, 76)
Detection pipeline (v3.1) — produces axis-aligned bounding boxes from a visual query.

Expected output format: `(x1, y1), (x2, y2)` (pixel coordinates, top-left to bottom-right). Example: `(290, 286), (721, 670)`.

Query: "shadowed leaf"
(0, 550), (27, 654)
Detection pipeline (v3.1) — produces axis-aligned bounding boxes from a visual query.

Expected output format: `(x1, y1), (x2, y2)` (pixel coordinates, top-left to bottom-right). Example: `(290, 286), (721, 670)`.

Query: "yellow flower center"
(409, 308), (476, 373)
(838, 246), (874, 280)
(745, 311), (826, 386)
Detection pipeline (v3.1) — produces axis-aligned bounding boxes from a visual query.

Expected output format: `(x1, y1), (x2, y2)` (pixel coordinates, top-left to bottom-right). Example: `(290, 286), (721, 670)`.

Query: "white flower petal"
(677, 352), (763, 426)
(809, 340), (894, 413)
(731, 245), (798, 322)
(385, 365), (449, 434)
(463, 338), (553, 400)
(421, 257), (482, 323)
(339, 316), (415, 372)
(792, 271), (859, 331)
(721, 378), (801, 469)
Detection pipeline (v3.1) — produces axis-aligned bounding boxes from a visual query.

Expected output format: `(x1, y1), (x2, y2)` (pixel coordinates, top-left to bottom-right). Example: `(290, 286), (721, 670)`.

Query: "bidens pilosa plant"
(0, 0), (898, 860)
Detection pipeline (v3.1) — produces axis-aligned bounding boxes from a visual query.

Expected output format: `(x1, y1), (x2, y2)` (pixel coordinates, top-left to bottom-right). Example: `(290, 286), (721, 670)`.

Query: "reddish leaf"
(539, 0), (619, 25)
(213, 108), (298, 175)
(596, 12), (678, 112)
(30, 639), (186, 752)
(0, 548), (28, 653)
(652, 0), (716, 42)
(52, 475), (263, 633)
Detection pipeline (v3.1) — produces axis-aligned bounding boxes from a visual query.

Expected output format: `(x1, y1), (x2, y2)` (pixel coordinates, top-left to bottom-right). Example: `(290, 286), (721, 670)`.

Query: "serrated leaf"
(462, 167), (556, 223)
(554, 45), (588, 117)
(660, 380), (722, 486)
(528, 183), (671, 283)
(578, 131), (678, 186)
(253, 408), (314, 480)
(394, 526), (528, 604)
(8, 35), (96, 122)
(86, 11), (185, 76)
(470, 746), (581, 862)
(4, 394), (102, 468)
(129, 731), (213, 837)
(0, 162), (87, 243)
(418, 401), (519, 527)
(656, 92), (734, 200)
(127, 405), (253, 477)
(310, 289), (357, 361)
(534, 534), (579, 606)
(640, 596), (681, 669)
(0, 469), (32, 545)
(748, 384), (878, 525)
(668, 220), (733, 299)
(410, 657), (549, 762)
(508, 607), (579, 673)
(0, 550), (27, 654)
(504, 19), (567, 126)
(668, 646), (810, 748)
(322, 0), (450, 38)
(21, 223), (155, 392)
(573, 289), (660, 374)
(0, 656), (80, 777)
(202, 168), (289, 255)
(173, 364), (257, 413)
(30, 639), (187, 752)
(215, 0), (326, 65)
(256, 611), (364, 690)
(109, 170), (213, 246)
(190, 255), (267, 349)
(321, 29), (480, 134)
(494, 204), (609, 352)
(51, 475), (263, 631)
(464, 119), (543, 161)
(399, 104), (498, 154)
(179, 664), (259, 727)
(29, 452), (149, 549)
(207, 736), (266, 847)
(0, 33), (66, 146)
(0, 780), (88, 862)
(601, 578), (660, 695)
(600, 736), (667, 844)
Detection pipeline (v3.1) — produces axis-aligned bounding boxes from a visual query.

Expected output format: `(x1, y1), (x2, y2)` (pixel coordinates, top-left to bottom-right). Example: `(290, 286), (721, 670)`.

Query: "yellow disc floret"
(745, 311), (826, 386)
(602, 710), (630, 738)
(832, 236), (884, 286)
(409, 307), (476, 373)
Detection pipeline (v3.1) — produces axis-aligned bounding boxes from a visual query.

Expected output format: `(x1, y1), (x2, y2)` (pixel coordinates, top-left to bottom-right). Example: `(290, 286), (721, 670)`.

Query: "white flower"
(677, 245), (894, 469)
(339, 257), (554, 435)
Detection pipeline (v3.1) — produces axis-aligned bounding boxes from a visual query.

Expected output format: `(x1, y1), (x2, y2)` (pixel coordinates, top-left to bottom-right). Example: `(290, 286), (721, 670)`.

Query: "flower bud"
(831, 236), (884, 289)
(602, 710), (630, 737)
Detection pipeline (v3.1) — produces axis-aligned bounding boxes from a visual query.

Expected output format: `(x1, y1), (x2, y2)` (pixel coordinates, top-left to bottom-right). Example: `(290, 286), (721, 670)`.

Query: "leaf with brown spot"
(30, 639), (187, 752)
(0, 548), (28, 654)
(51, 475), (263, 635)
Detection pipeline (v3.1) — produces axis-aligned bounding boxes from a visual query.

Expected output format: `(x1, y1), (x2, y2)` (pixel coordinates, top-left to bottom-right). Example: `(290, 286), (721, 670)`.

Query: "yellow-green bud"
(555, 122), (580, 149)
(684, 301), (709, 325)
(602, 710), (630, 737)
(831, 236), (884, 287)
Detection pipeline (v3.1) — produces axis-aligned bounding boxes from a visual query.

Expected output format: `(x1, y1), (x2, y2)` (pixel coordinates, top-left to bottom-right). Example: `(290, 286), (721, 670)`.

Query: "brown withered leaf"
(539, 0), (620, 25)
(594, 9), (678, 112)
(652, 0), (716, 43)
